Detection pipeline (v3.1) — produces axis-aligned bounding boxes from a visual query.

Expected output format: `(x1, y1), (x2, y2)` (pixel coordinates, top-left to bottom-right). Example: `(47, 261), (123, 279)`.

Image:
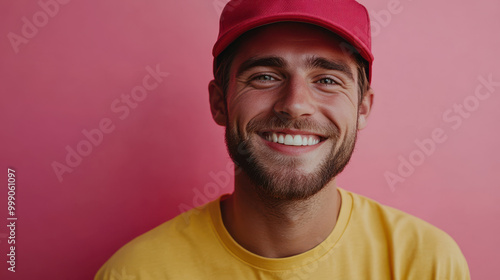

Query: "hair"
(213, 26), (371, 106)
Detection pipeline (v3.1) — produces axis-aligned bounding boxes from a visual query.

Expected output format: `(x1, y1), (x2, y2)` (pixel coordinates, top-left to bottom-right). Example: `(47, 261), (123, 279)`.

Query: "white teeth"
(272, 133), (278, 143)
(284, 135), (294, 145)
(266, 132), (321, 147)
(293, 135), (302, 146)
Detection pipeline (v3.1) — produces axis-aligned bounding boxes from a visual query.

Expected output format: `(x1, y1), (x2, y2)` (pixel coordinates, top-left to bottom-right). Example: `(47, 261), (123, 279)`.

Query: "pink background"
(1, 0), (498, 279)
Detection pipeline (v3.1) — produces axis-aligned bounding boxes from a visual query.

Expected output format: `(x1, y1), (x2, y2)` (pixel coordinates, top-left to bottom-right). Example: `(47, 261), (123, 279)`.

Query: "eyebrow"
(306, 56), (354, 81)
(236, 56), (286, 78)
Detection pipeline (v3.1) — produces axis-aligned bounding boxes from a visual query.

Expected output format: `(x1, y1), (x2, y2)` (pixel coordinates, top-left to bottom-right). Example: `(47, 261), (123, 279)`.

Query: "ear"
(208, 80), (227, 126)
(357, 88), (374, 130)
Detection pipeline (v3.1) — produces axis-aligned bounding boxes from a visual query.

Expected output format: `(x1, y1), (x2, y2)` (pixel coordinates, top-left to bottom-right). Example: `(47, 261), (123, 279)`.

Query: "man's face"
(214, 22), (370, 201)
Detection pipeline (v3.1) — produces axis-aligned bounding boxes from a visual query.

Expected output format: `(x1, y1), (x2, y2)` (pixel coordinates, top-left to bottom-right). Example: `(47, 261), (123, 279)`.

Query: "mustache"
(246, 115), (340, 138)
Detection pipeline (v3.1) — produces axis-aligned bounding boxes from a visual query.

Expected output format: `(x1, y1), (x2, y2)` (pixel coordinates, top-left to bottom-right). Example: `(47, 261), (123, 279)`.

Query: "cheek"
(319, 98), (359, 134)
(227, 91), (276, 130)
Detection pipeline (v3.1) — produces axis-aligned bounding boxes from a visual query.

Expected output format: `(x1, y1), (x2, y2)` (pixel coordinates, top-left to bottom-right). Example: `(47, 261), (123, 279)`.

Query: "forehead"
(232, 22), (357, 67)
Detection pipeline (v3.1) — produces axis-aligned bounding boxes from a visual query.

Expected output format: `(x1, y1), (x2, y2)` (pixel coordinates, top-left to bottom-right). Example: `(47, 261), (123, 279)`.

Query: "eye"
(247, 74), (280, 88)
(252, 74), (276, 81)
(316, 77), (337, 85)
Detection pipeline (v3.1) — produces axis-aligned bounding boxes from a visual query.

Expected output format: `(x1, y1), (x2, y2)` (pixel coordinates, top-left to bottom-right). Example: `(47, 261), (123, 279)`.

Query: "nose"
(273, 76), (316, 119)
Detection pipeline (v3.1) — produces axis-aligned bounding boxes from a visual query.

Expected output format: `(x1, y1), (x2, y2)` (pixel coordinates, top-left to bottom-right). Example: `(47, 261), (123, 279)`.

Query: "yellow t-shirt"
(95, 188), (470, 279)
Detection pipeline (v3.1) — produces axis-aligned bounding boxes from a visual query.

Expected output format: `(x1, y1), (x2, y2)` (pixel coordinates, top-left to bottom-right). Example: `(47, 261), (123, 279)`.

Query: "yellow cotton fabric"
(95, 188), (470, 279)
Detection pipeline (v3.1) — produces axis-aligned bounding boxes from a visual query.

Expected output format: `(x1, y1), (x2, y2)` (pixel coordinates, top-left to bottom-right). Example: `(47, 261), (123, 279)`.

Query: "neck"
(220, 169), (342, 258)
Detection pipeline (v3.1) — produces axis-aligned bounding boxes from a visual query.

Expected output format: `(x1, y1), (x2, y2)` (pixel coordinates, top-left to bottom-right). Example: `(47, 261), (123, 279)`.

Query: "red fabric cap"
(213, 0), (374, 82)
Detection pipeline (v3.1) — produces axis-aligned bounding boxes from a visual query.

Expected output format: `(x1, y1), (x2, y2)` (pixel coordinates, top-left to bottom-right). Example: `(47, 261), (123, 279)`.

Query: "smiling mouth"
(261, 132), (323, 146)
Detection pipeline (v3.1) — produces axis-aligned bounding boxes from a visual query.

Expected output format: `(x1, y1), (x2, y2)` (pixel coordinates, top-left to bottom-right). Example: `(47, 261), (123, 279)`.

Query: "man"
(96, 0), (470, 279)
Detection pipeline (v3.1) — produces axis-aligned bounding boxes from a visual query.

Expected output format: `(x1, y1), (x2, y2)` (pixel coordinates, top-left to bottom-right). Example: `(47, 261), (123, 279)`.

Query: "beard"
(225, 115), (358, 201)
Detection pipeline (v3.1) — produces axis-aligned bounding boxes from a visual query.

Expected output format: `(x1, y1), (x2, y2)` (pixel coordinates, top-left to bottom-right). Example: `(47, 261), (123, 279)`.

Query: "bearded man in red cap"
(96, 0), (470, 279)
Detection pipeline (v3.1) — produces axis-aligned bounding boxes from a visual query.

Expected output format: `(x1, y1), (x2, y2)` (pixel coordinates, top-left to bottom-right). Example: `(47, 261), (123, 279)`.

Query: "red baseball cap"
(212, 0), (374, 82)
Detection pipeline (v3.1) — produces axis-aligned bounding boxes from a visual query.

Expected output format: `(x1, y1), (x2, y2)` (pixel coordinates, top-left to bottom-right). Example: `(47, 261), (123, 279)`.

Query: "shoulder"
(344, 189), (456, 242)
(341, 189), (470, 279)
(94, 200), (217, 279)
